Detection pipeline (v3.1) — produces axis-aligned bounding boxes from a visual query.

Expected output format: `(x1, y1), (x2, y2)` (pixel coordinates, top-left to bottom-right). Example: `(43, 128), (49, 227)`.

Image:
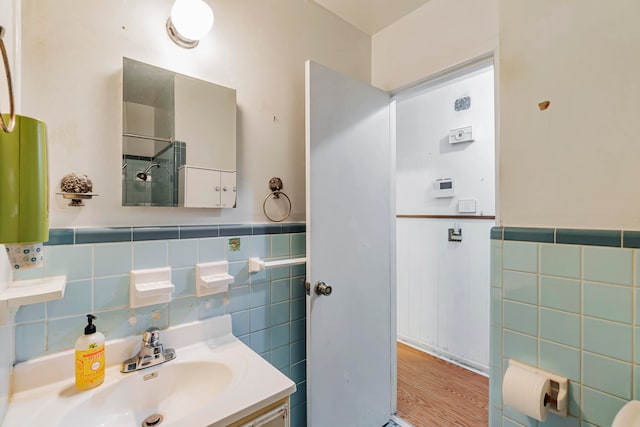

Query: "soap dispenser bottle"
(75, 314), (105, 390)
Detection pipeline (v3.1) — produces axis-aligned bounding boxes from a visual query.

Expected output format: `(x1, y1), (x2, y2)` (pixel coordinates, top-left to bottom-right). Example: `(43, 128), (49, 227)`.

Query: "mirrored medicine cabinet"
(122, 58), (237, 208)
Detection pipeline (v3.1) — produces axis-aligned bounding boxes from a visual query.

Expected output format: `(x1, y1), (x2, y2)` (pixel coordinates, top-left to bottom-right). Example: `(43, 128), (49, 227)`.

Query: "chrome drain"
(142, 414), (164, 427)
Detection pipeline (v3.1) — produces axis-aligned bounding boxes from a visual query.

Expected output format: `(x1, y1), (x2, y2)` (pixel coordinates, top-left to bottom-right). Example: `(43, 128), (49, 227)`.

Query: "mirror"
(122, 58), (237, 208)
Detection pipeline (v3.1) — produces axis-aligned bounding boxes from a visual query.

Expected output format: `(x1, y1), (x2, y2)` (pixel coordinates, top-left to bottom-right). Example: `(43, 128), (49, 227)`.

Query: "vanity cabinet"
(227, 397), (290, 427)
(178, 166), (236, 208)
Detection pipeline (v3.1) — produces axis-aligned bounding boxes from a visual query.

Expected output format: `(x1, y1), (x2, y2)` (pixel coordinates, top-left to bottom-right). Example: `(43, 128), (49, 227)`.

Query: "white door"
(305, 60), (395, 426)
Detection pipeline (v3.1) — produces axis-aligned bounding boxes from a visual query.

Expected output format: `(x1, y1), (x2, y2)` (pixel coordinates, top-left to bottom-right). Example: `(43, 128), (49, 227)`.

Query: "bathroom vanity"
(3, 315), (295, 427)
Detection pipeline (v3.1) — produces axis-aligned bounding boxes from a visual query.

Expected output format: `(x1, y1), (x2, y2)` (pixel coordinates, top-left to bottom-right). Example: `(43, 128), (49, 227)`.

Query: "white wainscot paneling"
(397, 218), (493, 372)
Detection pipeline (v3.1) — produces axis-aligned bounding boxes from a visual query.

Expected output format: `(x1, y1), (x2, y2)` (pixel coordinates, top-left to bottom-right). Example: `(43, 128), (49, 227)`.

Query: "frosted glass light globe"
(170, 0), (214, 41)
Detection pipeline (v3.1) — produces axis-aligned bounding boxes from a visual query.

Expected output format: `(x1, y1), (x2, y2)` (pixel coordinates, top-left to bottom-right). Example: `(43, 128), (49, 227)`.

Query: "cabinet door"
(184, 167), (221, 208)
(220, 171), (236, 208)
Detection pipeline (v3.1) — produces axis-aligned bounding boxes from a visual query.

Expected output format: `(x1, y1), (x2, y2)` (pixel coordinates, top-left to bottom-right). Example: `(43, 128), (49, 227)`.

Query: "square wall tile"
(169, 297), (200, 326)
(199, 294), (225, 319)
(272, 235), (290, 258)
(491, 287), (502, 328)
(491, 245), (503, 288)
(503, 241), (538, 273)
(231, 310), (250, 336)
(226, 286), (250, 313)
(250, 282), (270, 308)
(489, 365), (502, 410)
(490, 326), (502, 368)
(504, 330), (537, 367)
(133, 241), (168, 269)
(249, 235), (271, 258)
(133, 304), (169, 334)
(48, 314), (86, 353)
(93, 243), (132, 277)
(94, 275), (129, 310)
(172, 268), (196, 298)
(583, 246), (632, 286)
(581, 386), (627, 427)
(291, 319), (305, 342)
(46, 245), (93, 280)
(582, 351), (631, 399)
(634, 366), (640, 399)
(271, 323), (290, 349)
(292, 277), (306, 299)
(272, 279), (291, 303)
(569, 382), (580, 417)
(504, 301), (537, 336)
(271, 301), (291, 326)
(47, 280), (92, 318)
(540, 276), (580, 313)
(583, 317), (632, 362)
(291, 340), (305, 364)
(250, 306), (271, 332)
(169, 239), (198, 268)
(198, 238), (226, 263)
(271, 345), (291, 369)
(539, 340), (580, 382)
(249, 329), (270, 353)
(291, 233), (306, 257)
(229, 261), (249, 287)
(95, 308), (135, 340)
(15, 322), (45, 362)
(540, 244), (580, 279)
(540, 308), (580, 348)
(503, 406), (537, 427)
(15, 303), (45, 323)
(504, 271), (538, 305)
(583, 282), (632, 323)
(290, 360), (306, 384)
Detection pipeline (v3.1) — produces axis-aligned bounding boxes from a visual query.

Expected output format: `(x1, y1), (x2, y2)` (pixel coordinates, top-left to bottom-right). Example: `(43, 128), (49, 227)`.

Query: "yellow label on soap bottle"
(75, 344), (105, 390)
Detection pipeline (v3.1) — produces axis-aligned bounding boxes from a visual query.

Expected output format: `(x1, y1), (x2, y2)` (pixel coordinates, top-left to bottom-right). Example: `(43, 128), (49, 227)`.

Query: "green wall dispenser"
(0, 114), (49, 244)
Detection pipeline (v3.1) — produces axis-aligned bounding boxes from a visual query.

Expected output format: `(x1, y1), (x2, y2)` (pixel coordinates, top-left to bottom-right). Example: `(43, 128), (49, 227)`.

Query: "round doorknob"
(315, 281), (332, 296)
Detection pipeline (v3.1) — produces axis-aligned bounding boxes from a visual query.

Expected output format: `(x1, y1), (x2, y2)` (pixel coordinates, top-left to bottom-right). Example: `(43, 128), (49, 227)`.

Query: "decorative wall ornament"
(57, 173), (98, 206)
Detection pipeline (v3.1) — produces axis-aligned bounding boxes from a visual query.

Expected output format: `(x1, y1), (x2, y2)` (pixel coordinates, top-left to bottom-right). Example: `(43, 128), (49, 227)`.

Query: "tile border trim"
(44, 223), (306, 246)
(491, 226), (637, 248)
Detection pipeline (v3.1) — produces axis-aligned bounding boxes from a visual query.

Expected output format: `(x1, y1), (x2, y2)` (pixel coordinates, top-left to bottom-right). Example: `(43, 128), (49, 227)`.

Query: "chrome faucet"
(121, 327), (176, 373)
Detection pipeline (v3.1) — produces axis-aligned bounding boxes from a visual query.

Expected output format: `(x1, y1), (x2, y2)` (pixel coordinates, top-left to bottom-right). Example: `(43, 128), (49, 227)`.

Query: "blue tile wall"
(491, 227), (639, 427)
(13, 224), (307, 427)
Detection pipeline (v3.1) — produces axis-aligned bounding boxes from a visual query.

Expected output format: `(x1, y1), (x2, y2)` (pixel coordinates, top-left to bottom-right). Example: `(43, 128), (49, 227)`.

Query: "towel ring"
(0, 26), (15, 133)
(263, 177), (292, 222)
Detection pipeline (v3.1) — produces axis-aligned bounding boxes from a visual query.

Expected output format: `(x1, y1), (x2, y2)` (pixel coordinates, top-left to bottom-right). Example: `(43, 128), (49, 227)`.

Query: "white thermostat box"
(458, 199), (477, 213)
(432, 178), (455, 198)
(449, 126), (474, 144)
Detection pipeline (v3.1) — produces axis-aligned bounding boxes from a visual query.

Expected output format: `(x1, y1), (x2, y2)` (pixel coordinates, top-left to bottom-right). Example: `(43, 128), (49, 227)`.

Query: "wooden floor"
(396, 343), (489, 427)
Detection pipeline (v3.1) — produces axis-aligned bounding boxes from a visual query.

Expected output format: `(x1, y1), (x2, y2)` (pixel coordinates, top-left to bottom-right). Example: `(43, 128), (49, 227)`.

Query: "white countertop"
(3, 315), (296, 427)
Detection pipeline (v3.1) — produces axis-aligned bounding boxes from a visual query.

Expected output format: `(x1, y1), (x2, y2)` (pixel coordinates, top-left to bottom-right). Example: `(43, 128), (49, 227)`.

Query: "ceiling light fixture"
(166, 0), (214, 49)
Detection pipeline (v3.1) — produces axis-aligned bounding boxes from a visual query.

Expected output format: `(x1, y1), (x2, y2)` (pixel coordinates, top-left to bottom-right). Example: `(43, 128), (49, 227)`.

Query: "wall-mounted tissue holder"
(503, 359), (568, 422)
(129, 267), (174, 308)
(195, 261), (234, 297)
(248, 257), (307, 273)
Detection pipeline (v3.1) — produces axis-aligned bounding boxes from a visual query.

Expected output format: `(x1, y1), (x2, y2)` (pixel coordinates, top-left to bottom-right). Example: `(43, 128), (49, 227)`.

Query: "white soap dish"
(196, 261), (234, 297)
(130, 267), (174, 308)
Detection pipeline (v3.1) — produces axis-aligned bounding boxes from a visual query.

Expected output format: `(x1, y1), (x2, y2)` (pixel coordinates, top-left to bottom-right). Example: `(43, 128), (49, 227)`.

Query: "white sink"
(59, 361), (233, 427)
(3, 315), (295, 427)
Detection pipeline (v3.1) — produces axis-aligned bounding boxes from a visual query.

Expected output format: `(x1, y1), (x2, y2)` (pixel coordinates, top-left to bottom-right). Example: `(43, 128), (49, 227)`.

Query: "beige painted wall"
(499, 0), (640, 229)
(19, 0), (370, 227)
(371, 0), (498, 91)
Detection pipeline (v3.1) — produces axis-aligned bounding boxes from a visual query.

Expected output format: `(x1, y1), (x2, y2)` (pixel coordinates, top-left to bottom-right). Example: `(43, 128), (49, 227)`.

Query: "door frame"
(388, 51), (498, 417)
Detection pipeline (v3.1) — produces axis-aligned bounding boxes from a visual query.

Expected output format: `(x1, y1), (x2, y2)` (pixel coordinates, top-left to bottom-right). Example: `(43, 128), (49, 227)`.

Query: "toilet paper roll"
(502, 364), (551, 422)
(5, 243), (44, 270)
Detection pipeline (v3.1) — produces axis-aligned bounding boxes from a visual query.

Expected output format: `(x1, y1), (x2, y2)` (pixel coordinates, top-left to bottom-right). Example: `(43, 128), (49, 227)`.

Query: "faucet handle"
(143, 327), (160, 346)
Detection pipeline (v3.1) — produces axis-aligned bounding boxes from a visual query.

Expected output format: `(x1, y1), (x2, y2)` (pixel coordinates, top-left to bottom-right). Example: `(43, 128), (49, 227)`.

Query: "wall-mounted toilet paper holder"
(507, 359), (569, 418)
